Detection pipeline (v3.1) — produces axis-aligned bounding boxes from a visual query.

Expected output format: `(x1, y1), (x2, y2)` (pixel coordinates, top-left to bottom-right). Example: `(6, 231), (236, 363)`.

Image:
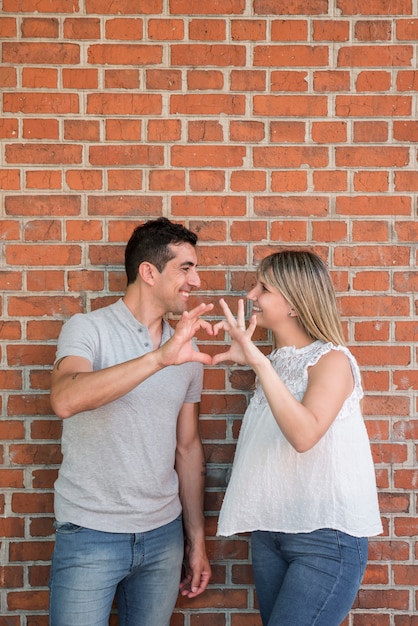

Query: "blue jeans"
(49, 515), (184, 626)
(251, 528), (368, 626)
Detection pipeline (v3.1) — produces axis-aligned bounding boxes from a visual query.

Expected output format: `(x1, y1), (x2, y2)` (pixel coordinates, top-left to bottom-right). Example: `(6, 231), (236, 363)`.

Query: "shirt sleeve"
(183, 360), (204, 404)
(55, 314), (99, 365)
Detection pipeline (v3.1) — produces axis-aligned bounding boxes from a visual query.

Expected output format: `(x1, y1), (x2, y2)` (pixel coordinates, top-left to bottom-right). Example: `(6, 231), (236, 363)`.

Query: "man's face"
(153, 242), (201, 315)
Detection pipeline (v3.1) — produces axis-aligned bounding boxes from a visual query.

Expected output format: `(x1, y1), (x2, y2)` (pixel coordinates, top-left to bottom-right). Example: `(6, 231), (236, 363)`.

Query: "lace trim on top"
(250, 340), (363, 419)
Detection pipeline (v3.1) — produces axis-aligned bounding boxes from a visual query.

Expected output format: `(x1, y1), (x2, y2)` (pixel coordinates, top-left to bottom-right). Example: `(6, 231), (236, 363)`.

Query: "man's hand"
(179, 542), (211, 598)
(158, 303), (214, 367)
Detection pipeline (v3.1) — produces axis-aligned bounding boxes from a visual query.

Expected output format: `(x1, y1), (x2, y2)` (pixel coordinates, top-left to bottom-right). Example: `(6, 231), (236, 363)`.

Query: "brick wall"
(1, 1), (417, 624)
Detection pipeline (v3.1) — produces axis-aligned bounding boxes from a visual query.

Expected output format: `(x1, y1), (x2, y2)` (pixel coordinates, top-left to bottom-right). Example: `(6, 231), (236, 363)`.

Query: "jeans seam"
(355, 536), (367, 585)
(311, 530), (343, 626)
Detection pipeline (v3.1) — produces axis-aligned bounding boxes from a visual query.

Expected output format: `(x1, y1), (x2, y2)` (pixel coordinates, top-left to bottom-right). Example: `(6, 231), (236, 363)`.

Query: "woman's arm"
(213, 298), (354, 452)
(252, 349), (354, 452)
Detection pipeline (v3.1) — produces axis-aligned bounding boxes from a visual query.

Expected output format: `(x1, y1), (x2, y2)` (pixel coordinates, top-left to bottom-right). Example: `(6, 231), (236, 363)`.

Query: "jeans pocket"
(53, 521), (83, 534)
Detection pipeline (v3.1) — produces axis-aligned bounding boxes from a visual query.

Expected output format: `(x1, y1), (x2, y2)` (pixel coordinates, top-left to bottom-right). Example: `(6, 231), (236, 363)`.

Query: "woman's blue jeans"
(251, 528), (368, 626)
(49, 515), (184, 626)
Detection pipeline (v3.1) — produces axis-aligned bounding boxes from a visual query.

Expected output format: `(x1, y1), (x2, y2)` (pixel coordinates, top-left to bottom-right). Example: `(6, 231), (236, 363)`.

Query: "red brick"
(188, 70), (224, 90)
(336, 95), (411, 116)
(189, 221), (227, 242)
(87, 93), (161, 116)
(313, 20), (349, 41)
(254, 0), (328, 14)
(230, 121), (265, 142)
(231, 171), (266, 192)
(4, 0), (77, 10)
(254, 44), (328, 67)
(0, 16), (17, 38)
(171, 146), (245, 168)
(5, 143), (82, 164)
(396, 70), (418, 91)
(6, 245), (81, 267)
(3, 42), (79, 64)
(270, 121), (305, 142)
(352, 270), (390, 292)
(170, 0), (244, 13)
(25, 170), (62, 189)
(353, 121), (389, 142)
(172, 196), (246, 217)
(271, 71), (308, 92)
(231, 19), (266, 41)
(147, 119), (181, 142)
(0, 169), (20, 190)
(270, 220), (307, 242)
(189, 19), (226, 41)
(188, 121), (224, 142)
(63, 68), (98, 89)
(189, 171), (225, 192)
(271, 170), (307, 192)
(146, 69), (182, 90)
(230, 220), (267, 242)
(355, 321), (390, 342)
(63, 17), (101, 39)
(171, 44), (245, 66)
(85, 0), (162, 13)
(254, 196), (328, 217)
(313, 171), (347, 191)
(336, 196), (410, 215)
(338, 45), (412, 67)
(22, 68), (57, 88)
(0, 118), (18, 138)
(148, 19), (184, 40)
(230, 70), (266, 91)
(89, 146), (163, 166)
(356, 71), (392, 91)
(105, 18), (143, 40)
(353, 172), (389, 192)
(254, 95), (327, 116)
(171, 94), (245, 116)
(21, 17), (59, 38)
(337, 0), (412, 15)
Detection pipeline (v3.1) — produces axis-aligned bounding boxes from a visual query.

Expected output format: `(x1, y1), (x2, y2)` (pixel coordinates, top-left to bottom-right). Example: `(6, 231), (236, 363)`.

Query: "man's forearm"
(176, 443), (207, 544)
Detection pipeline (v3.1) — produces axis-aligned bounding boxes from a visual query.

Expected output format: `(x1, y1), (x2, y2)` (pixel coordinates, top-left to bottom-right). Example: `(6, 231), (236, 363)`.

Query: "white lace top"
(217, 340), (382, 538)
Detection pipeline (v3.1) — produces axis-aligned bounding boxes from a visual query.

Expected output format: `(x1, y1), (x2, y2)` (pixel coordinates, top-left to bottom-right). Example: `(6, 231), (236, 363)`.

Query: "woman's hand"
(212, 298), (262, 367)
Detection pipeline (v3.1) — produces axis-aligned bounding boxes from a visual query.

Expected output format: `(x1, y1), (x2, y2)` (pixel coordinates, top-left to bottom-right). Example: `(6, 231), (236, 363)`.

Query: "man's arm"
(175, 402), (211, 598)
(50, 351), (165, 419)
(50, 303), (214, 419)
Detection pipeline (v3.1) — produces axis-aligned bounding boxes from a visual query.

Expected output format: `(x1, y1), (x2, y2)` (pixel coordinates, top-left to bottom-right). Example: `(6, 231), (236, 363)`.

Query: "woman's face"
(246, 277), (292, 331)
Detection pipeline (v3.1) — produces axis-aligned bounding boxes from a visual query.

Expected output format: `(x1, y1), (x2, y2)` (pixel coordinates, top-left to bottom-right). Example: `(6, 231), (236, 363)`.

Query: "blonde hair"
(257, 250), (346, 347)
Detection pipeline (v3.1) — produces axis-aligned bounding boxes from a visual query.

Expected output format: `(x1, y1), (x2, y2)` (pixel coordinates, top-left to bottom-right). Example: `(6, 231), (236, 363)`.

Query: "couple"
(49, 217), (382, 626)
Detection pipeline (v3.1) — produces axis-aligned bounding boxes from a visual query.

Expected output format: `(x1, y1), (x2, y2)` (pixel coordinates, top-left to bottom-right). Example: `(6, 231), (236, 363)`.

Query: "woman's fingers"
(212, 349), (234, 365)
(212, 320), (229, 336)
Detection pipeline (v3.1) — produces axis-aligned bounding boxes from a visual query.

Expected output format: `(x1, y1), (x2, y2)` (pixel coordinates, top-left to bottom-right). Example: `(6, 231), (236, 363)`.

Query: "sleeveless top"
(217, 340), (382, 538)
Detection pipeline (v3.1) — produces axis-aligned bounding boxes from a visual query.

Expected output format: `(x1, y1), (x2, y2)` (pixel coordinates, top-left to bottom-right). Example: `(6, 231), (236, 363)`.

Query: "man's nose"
(189, 269), (201, 288)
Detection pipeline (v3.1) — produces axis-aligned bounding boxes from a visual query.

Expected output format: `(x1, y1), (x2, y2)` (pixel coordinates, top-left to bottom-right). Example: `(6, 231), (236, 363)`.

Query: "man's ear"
(138, 261), (157, 286)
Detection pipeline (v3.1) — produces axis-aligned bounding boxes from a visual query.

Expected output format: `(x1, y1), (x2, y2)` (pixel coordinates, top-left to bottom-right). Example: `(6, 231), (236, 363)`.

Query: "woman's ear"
(288, 308), (298, 317)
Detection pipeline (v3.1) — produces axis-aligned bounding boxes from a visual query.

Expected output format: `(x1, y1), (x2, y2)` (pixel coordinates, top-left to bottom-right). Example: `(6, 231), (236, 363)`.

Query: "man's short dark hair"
(125, 217), (198, 284)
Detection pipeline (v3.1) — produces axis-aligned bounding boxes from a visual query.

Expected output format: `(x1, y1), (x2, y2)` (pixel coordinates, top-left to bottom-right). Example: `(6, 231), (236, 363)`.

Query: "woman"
(213, 250), (382, 626)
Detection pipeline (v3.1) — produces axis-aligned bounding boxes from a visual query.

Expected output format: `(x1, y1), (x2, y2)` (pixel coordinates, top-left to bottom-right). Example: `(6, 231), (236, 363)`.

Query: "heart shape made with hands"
(179, 299), (257, 367)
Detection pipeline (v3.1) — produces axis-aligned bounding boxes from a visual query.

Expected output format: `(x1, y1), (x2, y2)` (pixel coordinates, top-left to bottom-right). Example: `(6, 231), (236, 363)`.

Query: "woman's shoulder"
(309, 342), (363, 397)
(309, 344), (352, 375)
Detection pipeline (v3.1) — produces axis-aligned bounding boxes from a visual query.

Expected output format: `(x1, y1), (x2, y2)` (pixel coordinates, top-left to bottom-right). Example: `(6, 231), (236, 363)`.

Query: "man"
(49, 217), (212, 626)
